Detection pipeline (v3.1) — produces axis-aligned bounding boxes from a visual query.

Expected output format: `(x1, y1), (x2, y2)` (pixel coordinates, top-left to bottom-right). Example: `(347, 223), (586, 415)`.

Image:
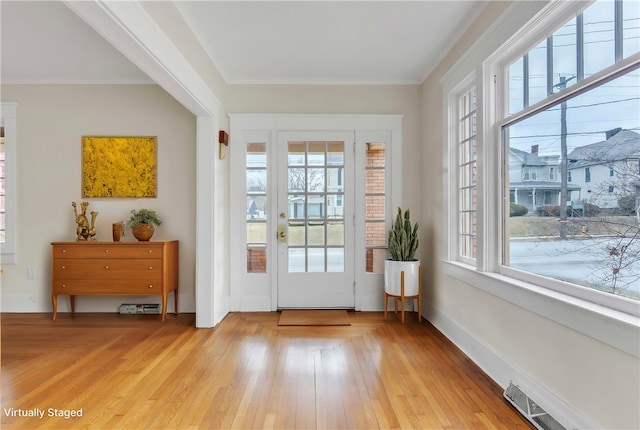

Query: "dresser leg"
(52, 295), (57, 320)
(174, 289), (179, 316)
(70, 295), (75, 313)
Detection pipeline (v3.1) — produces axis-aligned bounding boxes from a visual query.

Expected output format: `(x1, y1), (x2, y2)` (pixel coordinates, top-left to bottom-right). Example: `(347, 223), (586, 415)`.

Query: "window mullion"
(615, 0), (623, 62)
(546, 36), (554, 97)
(577, 13), (584, 81)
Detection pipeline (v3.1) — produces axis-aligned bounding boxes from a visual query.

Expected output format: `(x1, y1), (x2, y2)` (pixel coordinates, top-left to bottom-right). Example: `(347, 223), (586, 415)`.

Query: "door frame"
(229, 114), (402, 312)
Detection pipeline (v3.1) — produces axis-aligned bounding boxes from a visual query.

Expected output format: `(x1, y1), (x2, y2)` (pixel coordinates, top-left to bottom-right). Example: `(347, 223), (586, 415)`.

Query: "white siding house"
(567, 129), (640, 210)
(509, 146), (580, 213)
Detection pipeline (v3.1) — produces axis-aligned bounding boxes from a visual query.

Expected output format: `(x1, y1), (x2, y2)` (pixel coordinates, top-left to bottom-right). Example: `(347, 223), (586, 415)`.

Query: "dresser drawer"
(53, 279), (166, 295)
(52, 244), (163, 259)
(53, 259), (162, 281)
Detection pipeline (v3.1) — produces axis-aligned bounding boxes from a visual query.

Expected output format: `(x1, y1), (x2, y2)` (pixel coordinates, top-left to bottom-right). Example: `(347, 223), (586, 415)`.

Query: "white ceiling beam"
(63, 0), (220, 116)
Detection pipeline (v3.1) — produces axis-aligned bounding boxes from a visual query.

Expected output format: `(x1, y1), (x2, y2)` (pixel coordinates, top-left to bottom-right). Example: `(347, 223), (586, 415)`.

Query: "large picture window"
(502, 0), (639, 309)
(504, 66), (640, 301)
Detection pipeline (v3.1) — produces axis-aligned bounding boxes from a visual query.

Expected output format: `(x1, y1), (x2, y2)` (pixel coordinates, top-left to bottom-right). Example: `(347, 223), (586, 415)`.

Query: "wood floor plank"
(1, 312), (535, 430)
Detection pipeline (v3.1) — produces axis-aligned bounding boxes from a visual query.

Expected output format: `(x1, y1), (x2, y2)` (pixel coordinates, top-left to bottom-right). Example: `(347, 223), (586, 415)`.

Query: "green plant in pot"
(385, 207), (420, 296)
(127, 209), (162, 241)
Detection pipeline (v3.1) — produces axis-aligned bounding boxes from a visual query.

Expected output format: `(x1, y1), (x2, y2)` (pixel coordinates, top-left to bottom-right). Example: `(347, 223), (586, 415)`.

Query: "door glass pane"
(247, 169), (266, 193)
(327, 141), (344, 165)
(308, 248), (325, 272)
(366, 195), (385, 220)
(247, 196), (267, 220)
(288, 168), (305, 192)
(246, 142), (267, 273)
(287, 140), (345, 273)
(327, 167), (343, 192)
(288, 248), (305, 272)
(247, 222), (266, 244)
(328, 248), (344, 272)
(307, 194), (325, 219)
(288, 221), (305, 246)
(365, 142), (386, 273)
(288, 142), (305, 165)
(308, 222), (325, 246)
(327, 220), (344, 246)
(307, 168), (325, 192)
(365, 168), (383, 194)
(308, 141), (325, 165)
(247, 143), (266, 167)
(366, 221), (385, 246)
(289, 195), (305, 219)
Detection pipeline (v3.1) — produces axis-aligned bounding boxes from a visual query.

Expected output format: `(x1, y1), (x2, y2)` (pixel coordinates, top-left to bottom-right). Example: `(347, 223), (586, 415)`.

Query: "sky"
(506, 0), (639, 156)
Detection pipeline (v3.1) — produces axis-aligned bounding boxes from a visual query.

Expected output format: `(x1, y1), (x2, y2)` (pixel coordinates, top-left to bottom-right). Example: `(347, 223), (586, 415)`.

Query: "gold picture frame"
(82, 136), (157, 198)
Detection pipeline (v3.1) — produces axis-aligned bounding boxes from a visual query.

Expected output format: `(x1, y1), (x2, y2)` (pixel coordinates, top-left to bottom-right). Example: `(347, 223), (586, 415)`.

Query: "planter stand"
(384, 266), (421, 323)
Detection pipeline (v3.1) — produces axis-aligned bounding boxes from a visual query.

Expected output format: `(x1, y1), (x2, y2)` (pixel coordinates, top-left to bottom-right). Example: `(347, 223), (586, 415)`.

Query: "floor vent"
(504, 382), (568, 430)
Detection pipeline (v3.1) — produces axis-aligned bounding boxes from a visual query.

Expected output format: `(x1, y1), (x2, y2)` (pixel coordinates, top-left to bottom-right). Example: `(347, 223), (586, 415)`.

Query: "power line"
(508, 128), (640, 140)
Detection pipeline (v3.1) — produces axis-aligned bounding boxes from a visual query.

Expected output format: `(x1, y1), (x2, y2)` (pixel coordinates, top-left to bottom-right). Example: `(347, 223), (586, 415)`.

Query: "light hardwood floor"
(1, 312), (533, 429)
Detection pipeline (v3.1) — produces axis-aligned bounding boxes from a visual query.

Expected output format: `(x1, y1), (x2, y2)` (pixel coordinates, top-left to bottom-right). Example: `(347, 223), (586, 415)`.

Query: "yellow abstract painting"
(82, 136), (157, 198)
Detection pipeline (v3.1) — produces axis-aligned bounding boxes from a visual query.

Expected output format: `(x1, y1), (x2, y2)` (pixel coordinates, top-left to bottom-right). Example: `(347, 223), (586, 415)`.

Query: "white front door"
(276, 132), (355, 308)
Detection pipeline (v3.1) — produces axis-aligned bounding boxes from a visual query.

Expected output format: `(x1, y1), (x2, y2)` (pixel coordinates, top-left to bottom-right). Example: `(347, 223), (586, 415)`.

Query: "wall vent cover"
(504, 382), (568, 430)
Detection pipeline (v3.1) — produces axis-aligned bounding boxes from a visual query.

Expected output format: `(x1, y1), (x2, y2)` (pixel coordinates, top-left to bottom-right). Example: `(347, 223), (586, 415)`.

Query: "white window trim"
(1, 102), (17, 264)
(442, 1), (640, 357)
(445, 72), (477, 267)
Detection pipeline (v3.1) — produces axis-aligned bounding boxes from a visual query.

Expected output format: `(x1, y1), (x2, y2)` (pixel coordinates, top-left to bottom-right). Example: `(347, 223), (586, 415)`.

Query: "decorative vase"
(132, 224), (155, 241)
(384, 260), (420, 296)
(112, 222), (124, 242)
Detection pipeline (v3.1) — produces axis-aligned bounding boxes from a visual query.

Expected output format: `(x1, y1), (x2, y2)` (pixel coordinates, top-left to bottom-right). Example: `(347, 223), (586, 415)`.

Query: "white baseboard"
(424, 304), (597, 430)
(1, 294), (195, 313)
(1, 295), (48, 312)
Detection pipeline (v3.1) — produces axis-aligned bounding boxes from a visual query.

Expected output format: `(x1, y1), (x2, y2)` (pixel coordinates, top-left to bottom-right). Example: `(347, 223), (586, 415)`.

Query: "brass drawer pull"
(148, 249), (153, 253)
(62, 284), (66, 288)
(62, 249), (67, 253)
(105, 249), (109, 253)
(148, 284), (154, 289)
(105, 265), (110, 270)
(148, 266), (153, 270)
(61, 265), (66, 270)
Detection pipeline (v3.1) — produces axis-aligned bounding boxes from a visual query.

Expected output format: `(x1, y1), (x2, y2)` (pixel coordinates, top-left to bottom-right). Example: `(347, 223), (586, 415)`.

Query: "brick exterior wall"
(247, 247), (267, 273)
(366, 147), (386, 272)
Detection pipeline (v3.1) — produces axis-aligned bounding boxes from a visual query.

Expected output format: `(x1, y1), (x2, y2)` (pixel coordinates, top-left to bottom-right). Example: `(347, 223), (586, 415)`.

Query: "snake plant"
(388, 207), (419, 261)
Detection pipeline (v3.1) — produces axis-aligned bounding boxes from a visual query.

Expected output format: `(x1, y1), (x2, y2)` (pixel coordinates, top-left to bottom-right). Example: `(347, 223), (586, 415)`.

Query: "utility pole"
(555, 75), (576, 240)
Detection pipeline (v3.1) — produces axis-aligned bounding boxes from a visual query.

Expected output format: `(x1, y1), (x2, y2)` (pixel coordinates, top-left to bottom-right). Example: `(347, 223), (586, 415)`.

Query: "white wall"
(422, 2), (640, 429)
(1, 84), (197, 314)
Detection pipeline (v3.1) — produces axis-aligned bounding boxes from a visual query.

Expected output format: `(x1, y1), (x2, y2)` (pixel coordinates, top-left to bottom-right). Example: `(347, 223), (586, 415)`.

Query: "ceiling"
(1, 1), (488, 86)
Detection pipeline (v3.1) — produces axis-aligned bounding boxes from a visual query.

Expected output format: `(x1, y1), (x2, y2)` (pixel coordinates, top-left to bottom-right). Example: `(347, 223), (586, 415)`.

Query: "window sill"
(441, 260), (640, 358)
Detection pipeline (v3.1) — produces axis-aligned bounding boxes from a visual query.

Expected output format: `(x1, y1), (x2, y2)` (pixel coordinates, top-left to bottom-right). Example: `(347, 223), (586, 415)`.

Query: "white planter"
(384, 260), (420, 296)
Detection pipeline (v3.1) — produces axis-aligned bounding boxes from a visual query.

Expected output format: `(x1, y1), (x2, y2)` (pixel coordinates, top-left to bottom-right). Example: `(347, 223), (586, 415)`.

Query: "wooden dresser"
(51, 241), (179, 321)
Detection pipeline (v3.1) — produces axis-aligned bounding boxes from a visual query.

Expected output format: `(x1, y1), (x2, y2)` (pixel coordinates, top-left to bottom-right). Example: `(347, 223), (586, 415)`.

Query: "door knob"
(278, 225), (287, 243)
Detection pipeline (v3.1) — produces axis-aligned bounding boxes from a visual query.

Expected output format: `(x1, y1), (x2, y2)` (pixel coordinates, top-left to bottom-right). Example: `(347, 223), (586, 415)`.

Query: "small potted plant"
(127, 209), (163, 241)
(385, 207), (420, 296)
